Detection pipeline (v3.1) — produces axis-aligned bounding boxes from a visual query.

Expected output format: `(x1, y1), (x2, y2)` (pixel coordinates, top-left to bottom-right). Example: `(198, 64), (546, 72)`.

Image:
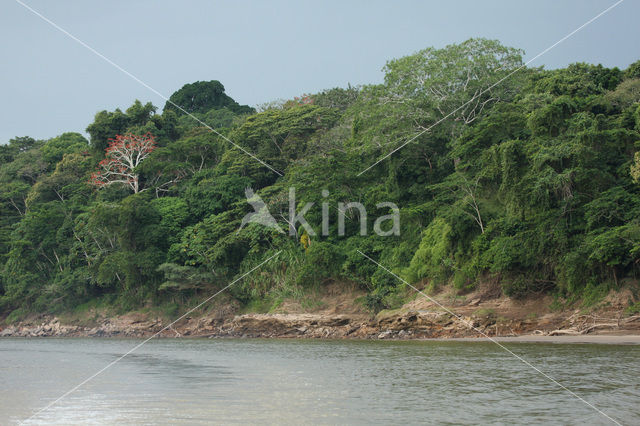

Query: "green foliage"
(472, 308), (496, 318)
(151, 197), (190, 245)
(27, 153), (93, 205)
(163, 80), (253, 116)
(312, 85), (360, 110)
(297, 241), (345, 287)
(604, 78), (640, 109)
(580, 281), (610, 307)
(531, 63), (622, 96)
(157, 263), (215, 293)
(627, 301), (640, 314)
(86, 100), (155, 152)
(405, 218), (452, 285)
(41, 133), (89, 165)
(184, 173), (250, 221)
(624, 60), (640, 80)
(218, 104), (340, 187)
(2, 40), (640, 318)
(632, 152), (640, 183)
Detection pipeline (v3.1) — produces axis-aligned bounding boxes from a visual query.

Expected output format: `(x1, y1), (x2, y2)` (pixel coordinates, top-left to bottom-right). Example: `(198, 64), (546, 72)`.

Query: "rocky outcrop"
(2, 293), (639, 339)
(0, 310), (533, 339)
(0, 318), (81, 337)
(0, 315), (165, 338)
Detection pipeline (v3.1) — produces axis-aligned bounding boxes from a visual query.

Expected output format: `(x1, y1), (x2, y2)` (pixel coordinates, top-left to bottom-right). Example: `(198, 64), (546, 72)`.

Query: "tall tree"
(89, 133), (156, 193)
(164, 80), (254, 116)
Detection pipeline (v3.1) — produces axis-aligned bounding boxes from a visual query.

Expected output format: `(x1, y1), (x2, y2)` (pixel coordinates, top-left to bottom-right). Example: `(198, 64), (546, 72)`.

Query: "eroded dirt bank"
(2, 284), (639, 340)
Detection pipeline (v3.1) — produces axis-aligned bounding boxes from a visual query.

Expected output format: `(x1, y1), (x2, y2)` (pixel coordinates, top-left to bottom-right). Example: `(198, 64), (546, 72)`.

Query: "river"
(1, 338), (638, 425)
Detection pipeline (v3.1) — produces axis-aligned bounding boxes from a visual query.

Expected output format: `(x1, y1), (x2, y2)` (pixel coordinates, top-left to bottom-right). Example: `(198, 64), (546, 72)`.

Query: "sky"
(1, 0), (638, 144)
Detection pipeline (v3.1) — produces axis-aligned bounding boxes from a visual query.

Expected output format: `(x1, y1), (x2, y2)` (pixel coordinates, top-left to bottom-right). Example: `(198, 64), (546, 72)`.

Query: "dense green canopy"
(163, 80), (254, 116)
(1, 38), (639, 316)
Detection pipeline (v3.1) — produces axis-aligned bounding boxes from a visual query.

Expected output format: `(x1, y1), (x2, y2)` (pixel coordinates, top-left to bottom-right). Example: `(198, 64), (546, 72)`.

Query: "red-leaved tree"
(89, 133), (156, 193)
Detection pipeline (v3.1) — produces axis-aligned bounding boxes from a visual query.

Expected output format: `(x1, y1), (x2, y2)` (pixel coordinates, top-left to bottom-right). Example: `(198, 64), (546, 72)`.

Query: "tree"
(312, 85), (360, 111)
(624, 60), (640, 80)
(89, 133), (156, 193)
(217, 105), (339, 188)
(531, 63), (621, 97)
(632, 152), (640, 183)
(28, 153), (92, 204)
(453, 172), (485, 234)
(86, 100), (156, 152)
(0, 136), (39, 163)
(41, 133), (89, 165)
(4, 46), (640, 317)
(164, 80), (253, 116)
(382, 38), (524, 130)
(90, 194), (167, 299)
(346, 38), (525, 193)
(0, 141), (47, 216)
(604, 78), (640, 109)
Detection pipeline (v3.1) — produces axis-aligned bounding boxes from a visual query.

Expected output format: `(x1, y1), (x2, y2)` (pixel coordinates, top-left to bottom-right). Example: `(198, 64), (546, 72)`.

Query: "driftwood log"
(548, 315), (640, 336)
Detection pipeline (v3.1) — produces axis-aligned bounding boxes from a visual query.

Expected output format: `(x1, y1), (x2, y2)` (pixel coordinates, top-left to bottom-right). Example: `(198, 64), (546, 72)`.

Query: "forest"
(2, 38), (640, 319)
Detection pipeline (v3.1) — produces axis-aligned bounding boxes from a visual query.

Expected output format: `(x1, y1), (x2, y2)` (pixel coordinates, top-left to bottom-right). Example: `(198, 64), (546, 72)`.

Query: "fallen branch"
(579, 323), (619, 335)
(548, 329), (581, 336)
(623, 315), (640, 323)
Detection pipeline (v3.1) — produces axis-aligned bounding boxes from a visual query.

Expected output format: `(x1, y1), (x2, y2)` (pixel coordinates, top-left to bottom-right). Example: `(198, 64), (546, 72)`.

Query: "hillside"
(2, 38), (640, 324)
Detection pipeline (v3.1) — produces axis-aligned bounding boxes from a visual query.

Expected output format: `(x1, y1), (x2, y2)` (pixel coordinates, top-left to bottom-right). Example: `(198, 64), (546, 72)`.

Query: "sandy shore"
(436, 334), (640, 344)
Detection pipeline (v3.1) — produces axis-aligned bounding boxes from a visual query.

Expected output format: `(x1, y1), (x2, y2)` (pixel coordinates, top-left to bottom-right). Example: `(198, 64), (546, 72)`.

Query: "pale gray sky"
(1, 0), (638, 143)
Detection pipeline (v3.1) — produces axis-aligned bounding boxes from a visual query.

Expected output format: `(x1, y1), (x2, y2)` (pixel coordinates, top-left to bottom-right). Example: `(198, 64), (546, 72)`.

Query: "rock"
(345, 325), (360, 336)
(0, 327), (16, 337)
(377, 330), (394, 339)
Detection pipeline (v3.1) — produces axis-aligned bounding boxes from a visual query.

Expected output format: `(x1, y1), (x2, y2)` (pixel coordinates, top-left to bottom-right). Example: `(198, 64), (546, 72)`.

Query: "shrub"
(405, 217), (452, 284)
(297, 241), (345, 287)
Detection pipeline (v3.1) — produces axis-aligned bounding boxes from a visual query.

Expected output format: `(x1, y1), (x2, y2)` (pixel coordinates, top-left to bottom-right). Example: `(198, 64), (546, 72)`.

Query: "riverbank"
(3, 314), (639, 343)
(2, 283), (640, 340)
(439, 334), (640, 344)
